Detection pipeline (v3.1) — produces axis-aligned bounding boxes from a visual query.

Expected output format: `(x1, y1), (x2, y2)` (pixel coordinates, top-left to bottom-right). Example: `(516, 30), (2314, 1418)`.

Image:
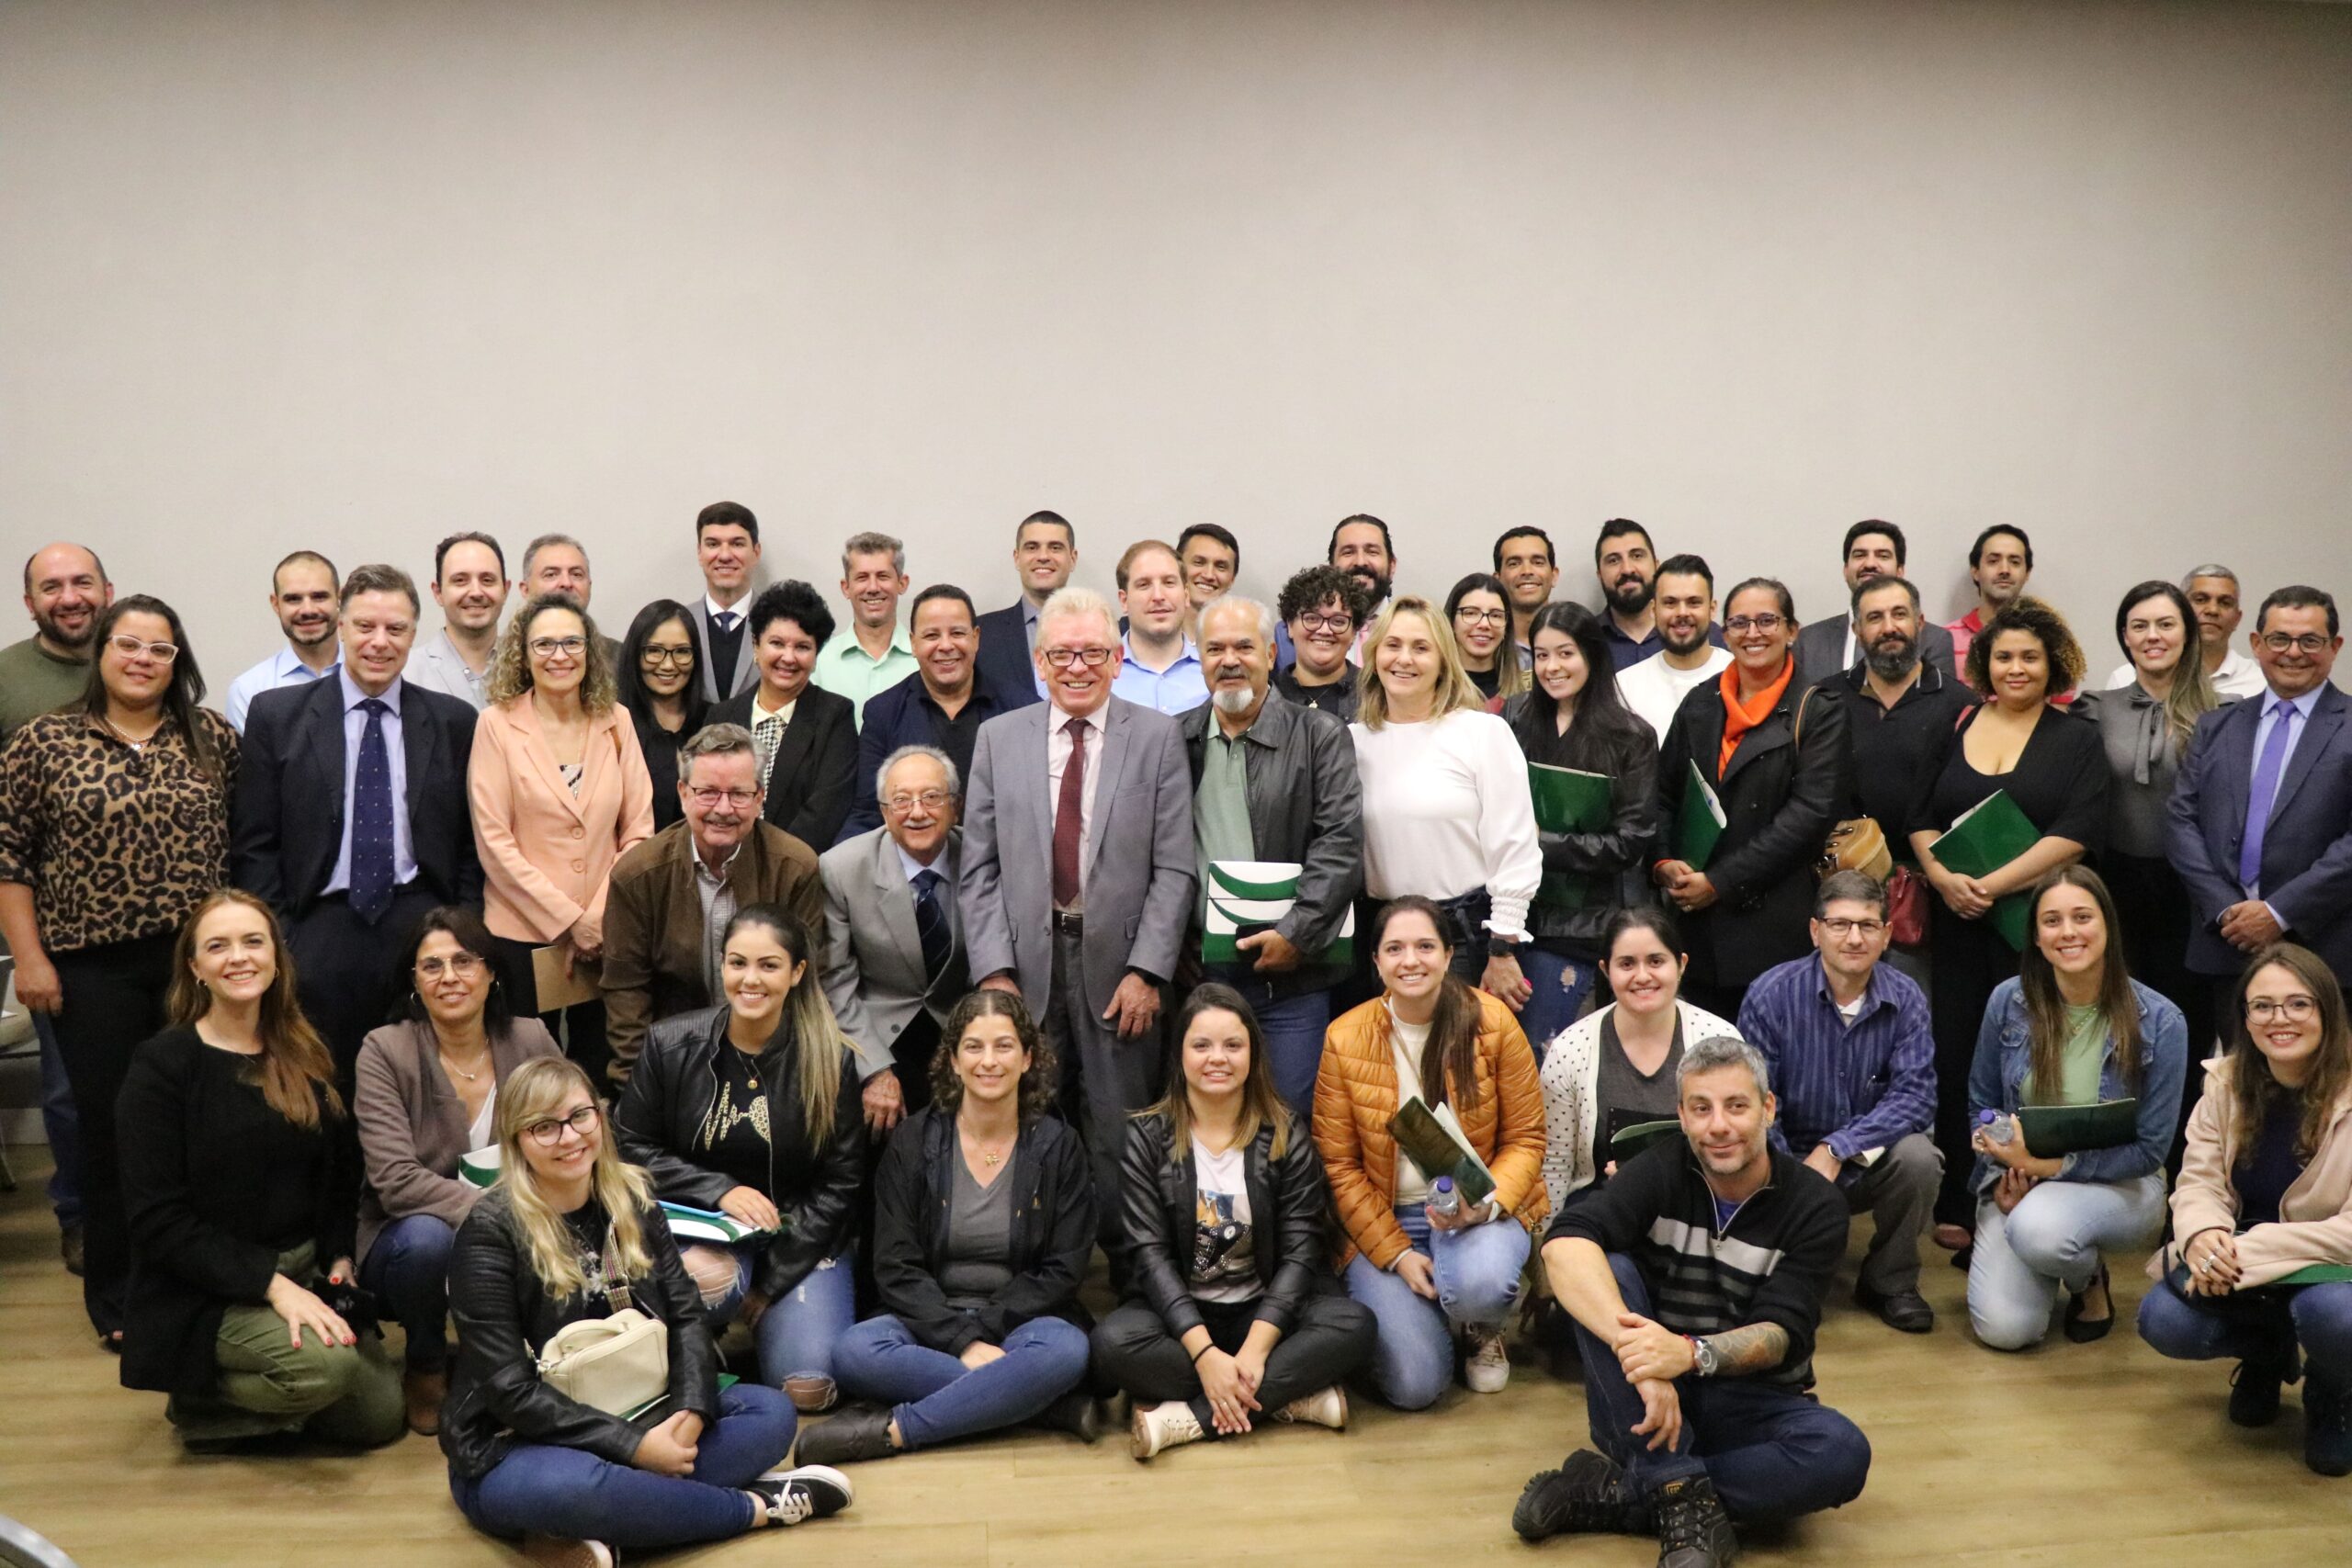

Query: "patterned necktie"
(1052, 716), (1089, 908)
(350, 697), (396, 924)
(912, 869), (952, 982)
(2238, 699), (2299, 890)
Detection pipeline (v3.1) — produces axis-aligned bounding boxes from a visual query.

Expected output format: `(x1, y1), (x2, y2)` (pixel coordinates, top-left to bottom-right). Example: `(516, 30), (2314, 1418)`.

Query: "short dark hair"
(909, 582), (976, 625)
(1277, 564), (1371, 627)
(1841, 519), (1906, 568)
(1969, 525), (2033, 570)
(397, 906), (515, 1033)
(1724, 576), (1796, 625)
(433, 531), (504, 583)
(1653, 552), (1714, 593)
(341, 562), (421, 614)
(1851, 574), (1921, 620)
(2257, 584), (2340, 639)
(272, 549), (340, 591)
(1327, 513), (1394, 562)
(1602, 903), (1683, 959)
(746, 579), (835, 650)
(1814, 871), (1889, 921)
(1593, 518), (1654, 567)
(1175, 524), (1239, 573)
(1492, 526), (1555, 572)
(696, 501), (760, 545)
(1017, 509), (1074, 545)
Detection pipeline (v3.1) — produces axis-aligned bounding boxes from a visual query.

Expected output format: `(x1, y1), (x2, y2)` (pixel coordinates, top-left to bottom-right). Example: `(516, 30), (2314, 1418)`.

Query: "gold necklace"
(439, 1046), (489, 1082)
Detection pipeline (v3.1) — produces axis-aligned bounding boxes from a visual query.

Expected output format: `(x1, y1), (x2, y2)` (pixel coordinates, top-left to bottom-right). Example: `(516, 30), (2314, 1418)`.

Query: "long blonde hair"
(497, 1056), (655, 1301)
(165, 890), (343, 1129)
(1354, 596), (1487, 730)
(723, 905), (850, 1147)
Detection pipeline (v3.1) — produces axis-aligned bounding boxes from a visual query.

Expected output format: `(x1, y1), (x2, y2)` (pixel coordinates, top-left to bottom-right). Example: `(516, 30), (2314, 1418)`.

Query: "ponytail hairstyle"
(2222, 943), (2352, 1168)
(166, 889), (342, 1129)
(496, 1056), (654, 1301)
(2018, 865), (2144, 1098)
(1373, 896), (1485, 1113)
(720, 904), (849, 1147)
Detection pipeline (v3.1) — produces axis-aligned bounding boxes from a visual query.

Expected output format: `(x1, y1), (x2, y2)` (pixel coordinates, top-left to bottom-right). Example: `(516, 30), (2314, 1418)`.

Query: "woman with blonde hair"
(443, 1055), (850, 1565)
(116, 889), (403, 1449)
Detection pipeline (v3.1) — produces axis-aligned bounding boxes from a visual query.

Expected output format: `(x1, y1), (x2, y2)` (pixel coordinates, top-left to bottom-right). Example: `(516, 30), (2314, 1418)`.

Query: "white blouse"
(1350, 706), (1544, 941)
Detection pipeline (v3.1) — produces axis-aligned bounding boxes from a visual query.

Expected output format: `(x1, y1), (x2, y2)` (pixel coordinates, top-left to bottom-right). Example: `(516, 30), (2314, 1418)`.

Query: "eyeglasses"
(885, 789), (955, 814)
(1041, 647), (1114, 669)
(687, 786), (761, 808)
(1819, 919), (1886, 939)
(1296, 611), (1354, 635)
(2246, 996), (2317, 1023)
(1724, 615), (1786, 634)
(523, 1104), (602, 1145)
(1453, 608), (1509, 627)
(416, 953), (486, 980)
(2259, 633), (2333, 655)
(529, 637), (588, 658)
(107, 634), (179, 662)
(639, 646), (695, 668)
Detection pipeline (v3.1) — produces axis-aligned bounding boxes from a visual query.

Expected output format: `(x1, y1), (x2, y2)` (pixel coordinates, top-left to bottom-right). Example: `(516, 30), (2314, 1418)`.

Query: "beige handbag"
(1791, 686), (1894, 884)
(536, 1229), (670, 1416)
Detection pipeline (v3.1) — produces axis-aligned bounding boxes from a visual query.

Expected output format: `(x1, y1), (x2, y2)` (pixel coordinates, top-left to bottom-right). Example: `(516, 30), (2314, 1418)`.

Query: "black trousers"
(1926, 902), (2016, 1228)
(50, 931), (177, 1337)
(289, 886), (442, 1089)
(1091, 1294), (1377, 1434)
(492, 933), (613, 1090)
(2104, 852), (2218, 1173)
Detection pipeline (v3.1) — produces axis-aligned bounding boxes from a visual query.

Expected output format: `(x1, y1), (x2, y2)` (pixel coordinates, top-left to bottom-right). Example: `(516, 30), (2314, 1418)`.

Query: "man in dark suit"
(710, 580), (859, 851)
(820, 745), (969, 1135)
(682, 500), (763, 705)
(1792, 520), (1958, 691)
(839, 585), (1005, 841)
(232, 563), (483, 1079)
(2166, 585), (2352, 1000)
(971, 510), (1075, 711)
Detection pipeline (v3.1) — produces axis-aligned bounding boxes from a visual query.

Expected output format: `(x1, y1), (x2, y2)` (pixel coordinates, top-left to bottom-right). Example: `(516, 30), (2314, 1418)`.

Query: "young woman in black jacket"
(444, 1055), (850, 1567)
(1093, 983), (1378, 1460)
(799, 990), (1098, 1465)
(117, 889), (402, 1450)
(1502, 601), (1660, 1053)
(613, 905), (865, 1410)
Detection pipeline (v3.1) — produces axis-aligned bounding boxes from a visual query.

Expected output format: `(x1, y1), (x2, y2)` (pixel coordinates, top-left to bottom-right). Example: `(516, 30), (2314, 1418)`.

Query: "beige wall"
(5, 0), (2349, 681)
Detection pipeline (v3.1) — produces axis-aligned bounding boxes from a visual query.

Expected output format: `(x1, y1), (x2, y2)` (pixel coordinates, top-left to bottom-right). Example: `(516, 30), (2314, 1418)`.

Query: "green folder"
(1675, 761), (1727, 869)
(1528, 762), (1613, 911)
(1928, 789), (2041, 952)
(1387, 1097), (1498, 1208)
(2017, 1098), (2138, 1157)
(1609, 1117), (1684, 1165)
(2272, 1264), (2352, 1287)
(1202, 861), (1354, 964)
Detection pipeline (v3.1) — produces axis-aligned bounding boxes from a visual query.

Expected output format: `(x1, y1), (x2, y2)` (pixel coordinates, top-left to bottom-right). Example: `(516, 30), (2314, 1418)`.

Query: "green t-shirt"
(0, 637), (90, 743)
(1193, 726), (1258, 925)
(2030, 1003), (2108, 1107)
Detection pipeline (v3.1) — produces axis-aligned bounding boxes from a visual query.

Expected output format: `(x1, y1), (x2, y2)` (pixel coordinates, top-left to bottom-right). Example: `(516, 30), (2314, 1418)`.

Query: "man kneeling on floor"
(1517, 1034), (1870, 1566)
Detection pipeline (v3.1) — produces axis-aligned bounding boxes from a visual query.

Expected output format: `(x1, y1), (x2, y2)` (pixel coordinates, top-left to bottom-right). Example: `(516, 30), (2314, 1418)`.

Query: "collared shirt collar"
(1121, 633), (1199, 675)
(1207, 692), (1278, 747)
(1811, 953), (1893, 1018)
(705, 591), (749, 622)
(894, 840), (946, 884)
(273, 645), (338, 681)
(2268, 685), (2324, 721)
(691, 834), (746, 885)
(338, 666), (402, 715)
(1049, 701), (1101, 737)
(752, 686), (799, 724)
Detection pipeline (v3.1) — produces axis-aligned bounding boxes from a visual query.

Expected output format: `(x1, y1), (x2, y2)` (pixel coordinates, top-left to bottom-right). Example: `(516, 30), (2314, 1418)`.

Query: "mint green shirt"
(810, 623), (916, 728)
(2030, 1003), (2108, 1107)
(1194, 724), (1258, 923)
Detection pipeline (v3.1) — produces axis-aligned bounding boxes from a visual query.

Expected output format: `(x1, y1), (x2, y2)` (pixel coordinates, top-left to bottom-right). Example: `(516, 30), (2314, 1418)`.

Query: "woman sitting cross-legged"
(1965, 866), (2185, 1351)
(1095, 983), (1378, 1460)
(799, 990), (1100, 1466)
(2138, 943), (2352, 1477)
(443, 1056), (851, 1567)
(118, 889), (404, 1450)
(354, 906), (561, 1436)
(614, 905), (865, 1410)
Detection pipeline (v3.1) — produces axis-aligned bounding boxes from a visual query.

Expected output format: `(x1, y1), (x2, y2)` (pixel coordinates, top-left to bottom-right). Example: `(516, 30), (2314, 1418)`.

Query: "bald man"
(2, 542), (113, 741)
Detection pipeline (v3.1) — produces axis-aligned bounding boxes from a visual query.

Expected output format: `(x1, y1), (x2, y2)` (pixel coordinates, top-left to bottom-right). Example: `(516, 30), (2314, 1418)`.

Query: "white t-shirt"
(1389, 1013), (1434, 1207)
(466, 1086), (499, 1153)
(1616, 648), (1735, 746)
(1189, 1140), (1260, 1303)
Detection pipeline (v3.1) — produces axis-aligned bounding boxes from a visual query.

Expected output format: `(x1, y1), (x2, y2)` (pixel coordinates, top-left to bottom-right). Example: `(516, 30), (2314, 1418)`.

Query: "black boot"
(1513, 1449), (1652, 1541)
(793, 1404), (899, 1467)
(1654, 1474), (1739, 1568)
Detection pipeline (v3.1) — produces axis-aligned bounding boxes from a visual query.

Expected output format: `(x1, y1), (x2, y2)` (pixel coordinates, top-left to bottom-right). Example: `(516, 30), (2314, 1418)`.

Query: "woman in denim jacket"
(1964, 866), (2186, 1350)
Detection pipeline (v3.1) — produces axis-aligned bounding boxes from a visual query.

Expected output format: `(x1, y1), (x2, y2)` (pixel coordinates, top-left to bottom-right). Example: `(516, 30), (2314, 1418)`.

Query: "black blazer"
(613, 1006), (866, 1299)
(1792, 614), (1957, 693)
(710, 682), (859, 852)
(871, 1106), (1095, 1355)
(973, 603), (1044, 715)
(1656, 671), (1852, 988)
(232, 674), (483, 918)
(1119, 1111), (1340, 1340)
(440, 1185), (718, 1480)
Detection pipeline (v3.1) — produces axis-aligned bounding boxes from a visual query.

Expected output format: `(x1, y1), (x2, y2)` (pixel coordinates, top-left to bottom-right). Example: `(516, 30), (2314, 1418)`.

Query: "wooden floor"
(3, 1150), (2346, 1567)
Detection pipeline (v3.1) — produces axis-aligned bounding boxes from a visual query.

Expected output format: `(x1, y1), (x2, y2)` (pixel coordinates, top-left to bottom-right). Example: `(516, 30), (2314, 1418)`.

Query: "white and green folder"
(1202, 860), (1354, 964)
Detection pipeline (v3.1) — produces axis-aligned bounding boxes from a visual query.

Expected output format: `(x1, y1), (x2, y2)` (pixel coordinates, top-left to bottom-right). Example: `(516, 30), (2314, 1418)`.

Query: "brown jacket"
(1313, 990), (1549, 1270)
(2150, 1056), (2352, 1289)
(352, 1017), (561, 1267)
(599, 819), (825, 1083)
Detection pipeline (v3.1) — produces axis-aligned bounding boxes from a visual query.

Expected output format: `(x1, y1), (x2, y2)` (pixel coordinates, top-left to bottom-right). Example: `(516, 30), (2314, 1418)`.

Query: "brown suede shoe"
(403, 1369), (447, 1436)
(785, 1374), (838, 1413)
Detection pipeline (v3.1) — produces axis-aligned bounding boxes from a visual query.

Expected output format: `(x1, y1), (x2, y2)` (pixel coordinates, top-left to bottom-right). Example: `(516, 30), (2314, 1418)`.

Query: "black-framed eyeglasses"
(639, 646), (695, 667)
(1819, 919), (1886, 939)
(529, 636), (588, 658)
(2246, 996), (2316, 1023)
(1041, 647), (1114, 669)
(1724, 615), (1786, 634)
(1454, 608), (1509, 627)
(524, 1105), (601, 1145)
(2260, 633), (2332, 655)
(1297, 611), (1354, 635)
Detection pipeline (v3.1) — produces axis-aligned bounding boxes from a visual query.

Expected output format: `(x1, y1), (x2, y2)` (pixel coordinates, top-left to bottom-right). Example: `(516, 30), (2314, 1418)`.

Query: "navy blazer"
(710, 682), (859, 852)
(232, 675), (484, 918)
(836, 671), (1006, 843)
(973, 602), (1044, 715)
(2165, 682), (2352, 977)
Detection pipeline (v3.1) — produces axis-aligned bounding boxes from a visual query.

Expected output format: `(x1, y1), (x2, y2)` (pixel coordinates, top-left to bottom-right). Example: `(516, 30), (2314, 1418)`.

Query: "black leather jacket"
(871, 1106), (1096, 1355)
(439, 1185), (718, 1480)
(1119, 1110), (1340, 1339)
(1501, 692), (1661, 956)
(614, 1007), (866, 1300)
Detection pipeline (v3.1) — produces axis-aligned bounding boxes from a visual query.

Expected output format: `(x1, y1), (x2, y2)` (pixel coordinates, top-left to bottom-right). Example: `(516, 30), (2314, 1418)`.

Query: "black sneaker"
(750, 1464), (854, 1525)
(1654, 1474), (1739, 1568)
(1033, 1388), (1105, 1444)
(1854, 1282), (1936, 1334)
(2228, 1359), (2288, 1429)
(793, 1405), (898, 1466)
(1512, 1449), (1651, 1540)
(2306, 1382), (2352, 1478)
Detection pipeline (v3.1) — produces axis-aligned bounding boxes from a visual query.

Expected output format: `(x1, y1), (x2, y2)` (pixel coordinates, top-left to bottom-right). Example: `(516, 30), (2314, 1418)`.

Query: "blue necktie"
(351, 697), (397, 924)
(2238, 699), (2298, 891)
(912, 869), (952, 983)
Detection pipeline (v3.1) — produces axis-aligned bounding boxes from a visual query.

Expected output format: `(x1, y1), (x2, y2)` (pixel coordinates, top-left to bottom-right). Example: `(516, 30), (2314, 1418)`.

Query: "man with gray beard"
(1178, 595), (1363, 1116)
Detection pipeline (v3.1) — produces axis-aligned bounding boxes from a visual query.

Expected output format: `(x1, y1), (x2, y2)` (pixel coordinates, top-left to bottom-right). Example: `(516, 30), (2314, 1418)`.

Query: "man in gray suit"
(1793, 520), (1957, 690)
(683, 500), (763, 704)
(819, 744), (969, 1137)
(960, 586), (1195, 1262)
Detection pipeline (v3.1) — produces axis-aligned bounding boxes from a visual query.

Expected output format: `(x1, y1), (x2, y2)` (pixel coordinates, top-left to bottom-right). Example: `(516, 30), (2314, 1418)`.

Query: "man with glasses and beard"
(1595, 519), (1725, 672)
(1614, 554), (1734, 743)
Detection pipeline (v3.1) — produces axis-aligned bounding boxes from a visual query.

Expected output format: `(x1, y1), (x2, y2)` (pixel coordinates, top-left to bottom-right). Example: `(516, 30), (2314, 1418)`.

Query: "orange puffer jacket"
(1313, 990), (1549, 1270)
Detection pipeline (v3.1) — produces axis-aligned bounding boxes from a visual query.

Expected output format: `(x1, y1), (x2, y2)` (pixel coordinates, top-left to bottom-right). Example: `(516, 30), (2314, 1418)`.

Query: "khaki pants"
(167, 1243), (405, 1448)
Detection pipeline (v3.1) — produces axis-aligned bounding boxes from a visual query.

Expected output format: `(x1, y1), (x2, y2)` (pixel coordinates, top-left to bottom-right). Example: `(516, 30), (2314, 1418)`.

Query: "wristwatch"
(1689, 1335), (1721, 1378)
(1487, 935), (1519, 959)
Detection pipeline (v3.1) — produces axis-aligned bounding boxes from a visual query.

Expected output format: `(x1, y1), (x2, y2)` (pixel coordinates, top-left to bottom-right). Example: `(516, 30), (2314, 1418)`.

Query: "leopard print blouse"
(0, 707), (241, 954)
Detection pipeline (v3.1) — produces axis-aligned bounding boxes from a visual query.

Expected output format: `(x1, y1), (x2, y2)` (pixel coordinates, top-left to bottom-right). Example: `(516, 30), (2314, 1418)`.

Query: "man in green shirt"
(1, 541), (110, 742)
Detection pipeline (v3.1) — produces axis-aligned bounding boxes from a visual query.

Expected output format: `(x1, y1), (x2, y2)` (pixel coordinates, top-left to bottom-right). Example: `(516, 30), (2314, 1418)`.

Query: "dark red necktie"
(1052, 716), (1089, 908)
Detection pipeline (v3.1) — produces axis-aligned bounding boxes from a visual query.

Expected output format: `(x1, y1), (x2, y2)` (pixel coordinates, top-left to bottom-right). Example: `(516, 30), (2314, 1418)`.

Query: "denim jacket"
(1964, 976), (2186, 1195)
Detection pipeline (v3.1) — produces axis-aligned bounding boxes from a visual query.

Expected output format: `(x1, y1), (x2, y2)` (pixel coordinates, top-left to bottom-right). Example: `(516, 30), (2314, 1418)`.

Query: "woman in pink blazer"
(469, 592), (655, 1085)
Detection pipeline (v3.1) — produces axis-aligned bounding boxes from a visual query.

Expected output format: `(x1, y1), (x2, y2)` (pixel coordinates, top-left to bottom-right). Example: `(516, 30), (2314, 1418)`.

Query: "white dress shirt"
(2101, 649), (2267, 703)
(1046, 703), (1106, 908)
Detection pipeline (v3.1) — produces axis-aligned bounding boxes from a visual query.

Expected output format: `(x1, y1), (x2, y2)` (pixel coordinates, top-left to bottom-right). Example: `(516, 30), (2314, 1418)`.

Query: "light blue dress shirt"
(1111, 636), (1209, 715)
(323, 670), (418, 894)
(223, 646), (340, 733)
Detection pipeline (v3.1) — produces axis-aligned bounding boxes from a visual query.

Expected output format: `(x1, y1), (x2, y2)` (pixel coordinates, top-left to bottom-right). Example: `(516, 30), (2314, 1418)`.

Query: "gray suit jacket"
(1794, 613), (1956, 693)
(684, 595), (760, 705)
(959, 696), (1196, 1020)
(819, 826), (968, 1079)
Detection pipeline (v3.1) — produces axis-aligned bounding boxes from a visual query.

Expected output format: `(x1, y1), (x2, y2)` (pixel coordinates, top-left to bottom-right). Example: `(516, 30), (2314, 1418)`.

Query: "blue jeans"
(1204, 970), (1333, 1120)
(1968, 1174), (2165, 1351)
(35, 1011), (81, 1225)
(2139, 1270), (2352, 1392)
(452, 1382), (795, 1550)
(1342, 1204), (1530, 1409)
(709, 1249), (858, 1390)
(833, 1314), (1091, 1450)
(1576, 1253), (1870, 1521)
(1515, 948), (1598, 1060)
(359, 1213), (458, 1372)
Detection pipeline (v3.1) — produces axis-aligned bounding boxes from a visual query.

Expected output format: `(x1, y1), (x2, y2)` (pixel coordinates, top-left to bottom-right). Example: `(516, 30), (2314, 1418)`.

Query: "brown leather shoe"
(403, 1369), (447, 1436)
(785, 1374), (838, 1413)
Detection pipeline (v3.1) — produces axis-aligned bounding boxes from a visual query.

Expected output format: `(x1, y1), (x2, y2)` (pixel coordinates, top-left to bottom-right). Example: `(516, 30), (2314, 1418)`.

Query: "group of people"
(3, 505), (2348, 1568)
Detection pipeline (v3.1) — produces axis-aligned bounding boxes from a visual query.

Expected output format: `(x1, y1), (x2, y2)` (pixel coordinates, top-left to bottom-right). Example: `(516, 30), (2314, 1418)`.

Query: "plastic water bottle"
(1977, 1109), (2016, 1146)
(1429, 1176), (1462, 1219)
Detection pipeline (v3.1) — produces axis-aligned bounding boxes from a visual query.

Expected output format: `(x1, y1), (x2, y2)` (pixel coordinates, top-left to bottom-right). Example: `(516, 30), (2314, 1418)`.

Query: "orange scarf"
(1717, 658), (1793, 775)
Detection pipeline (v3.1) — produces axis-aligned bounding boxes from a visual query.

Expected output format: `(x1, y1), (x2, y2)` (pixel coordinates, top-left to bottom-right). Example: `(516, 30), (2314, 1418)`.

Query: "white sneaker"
(752, 1463), (854, 1525)
(1129, 1399), (1205, 1460)
(521, 1538), (614, 1568)
(1464, 1326), (1512, 1393)
(1273, 1385), (1350, 1430)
